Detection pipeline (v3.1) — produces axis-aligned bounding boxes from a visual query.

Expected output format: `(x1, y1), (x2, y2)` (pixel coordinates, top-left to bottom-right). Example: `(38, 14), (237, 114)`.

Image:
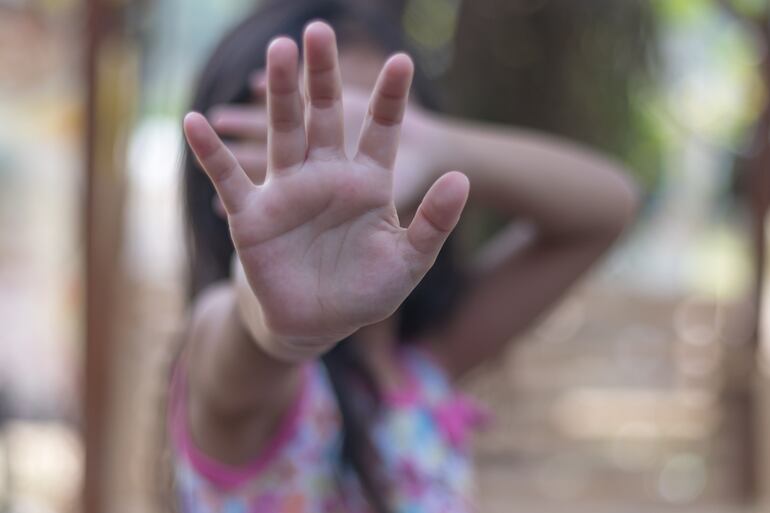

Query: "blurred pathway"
(466, 286), (752, 511)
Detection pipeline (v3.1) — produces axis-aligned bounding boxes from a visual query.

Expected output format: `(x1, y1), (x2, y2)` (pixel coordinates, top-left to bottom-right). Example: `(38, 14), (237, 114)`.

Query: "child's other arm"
(420, 117), (640, 379)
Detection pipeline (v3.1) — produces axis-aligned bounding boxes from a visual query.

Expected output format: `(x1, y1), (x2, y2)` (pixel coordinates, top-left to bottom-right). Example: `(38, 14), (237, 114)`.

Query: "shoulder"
(168, 359), (342, 497)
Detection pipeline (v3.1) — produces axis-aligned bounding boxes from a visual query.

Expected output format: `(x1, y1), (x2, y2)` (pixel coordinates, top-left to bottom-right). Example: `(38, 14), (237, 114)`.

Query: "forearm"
(429, 115), (639, 238)
(418, 116), (639, 377)
(187, 281), (301, 419)
(185, 275), (302, 464)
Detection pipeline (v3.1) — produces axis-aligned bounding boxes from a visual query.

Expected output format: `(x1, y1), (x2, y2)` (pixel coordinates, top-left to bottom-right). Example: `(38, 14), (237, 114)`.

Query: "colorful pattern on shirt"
(169, 347), (487, 513)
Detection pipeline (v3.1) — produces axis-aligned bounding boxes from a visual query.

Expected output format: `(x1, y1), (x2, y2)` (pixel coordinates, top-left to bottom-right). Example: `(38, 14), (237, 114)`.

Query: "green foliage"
(402, 0), (460, 50)
(652, 0), (764, 155)
(653, 0), (714, 24)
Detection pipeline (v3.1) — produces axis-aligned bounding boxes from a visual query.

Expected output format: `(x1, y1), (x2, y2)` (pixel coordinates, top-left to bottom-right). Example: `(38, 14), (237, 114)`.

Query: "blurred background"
(0, 0), (768, 512)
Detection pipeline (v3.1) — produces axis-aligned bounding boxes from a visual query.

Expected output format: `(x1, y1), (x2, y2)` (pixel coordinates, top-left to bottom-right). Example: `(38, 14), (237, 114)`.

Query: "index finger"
(184, 112), (254, 214)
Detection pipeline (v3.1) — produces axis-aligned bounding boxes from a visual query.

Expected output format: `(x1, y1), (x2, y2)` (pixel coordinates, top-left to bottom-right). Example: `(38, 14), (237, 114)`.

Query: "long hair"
(183, 1), (464, 510)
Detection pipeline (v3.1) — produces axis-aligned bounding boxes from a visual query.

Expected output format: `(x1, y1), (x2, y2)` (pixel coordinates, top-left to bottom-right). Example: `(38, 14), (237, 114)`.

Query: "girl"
(172, 1), (638, 512)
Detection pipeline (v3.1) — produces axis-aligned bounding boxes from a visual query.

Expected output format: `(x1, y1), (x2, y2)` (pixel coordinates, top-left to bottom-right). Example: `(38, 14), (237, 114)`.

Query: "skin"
(183, 22), (639, 465)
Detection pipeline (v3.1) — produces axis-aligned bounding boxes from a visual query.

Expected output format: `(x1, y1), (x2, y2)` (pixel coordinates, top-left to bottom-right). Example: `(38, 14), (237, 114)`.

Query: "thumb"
(406, 171), (469, 259)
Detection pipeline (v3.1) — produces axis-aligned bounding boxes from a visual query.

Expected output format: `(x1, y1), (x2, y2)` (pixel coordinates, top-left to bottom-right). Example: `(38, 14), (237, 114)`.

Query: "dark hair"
(183, 1), (463, 510)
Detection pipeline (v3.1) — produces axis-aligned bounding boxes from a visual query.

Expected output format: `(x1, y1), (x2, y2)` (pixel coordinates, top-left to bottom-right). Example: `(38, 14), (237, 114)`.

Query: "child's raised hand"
(184, 22), (468, 352)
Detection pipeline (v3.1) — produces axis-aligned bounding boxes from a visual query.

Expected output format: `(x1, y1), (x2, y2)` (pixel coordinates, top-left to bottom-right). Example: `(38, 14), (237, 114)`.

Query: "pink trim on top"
(432, 393), (492, 447)
(382, 384), (421, 408)
(168, 360), (310, 491)
(382, 345), (493, 446)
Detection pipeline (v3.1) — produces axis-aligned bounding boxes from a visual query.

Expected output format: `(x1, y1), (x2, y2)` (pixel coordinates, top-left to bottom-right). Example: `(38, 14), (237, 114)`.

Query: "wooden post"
(83, 1), (137, 512)
(754, 49), (770, 513)
(746, 11), (770, 512)
(714, 3), (770, 506)
(83, 0), (110, 511)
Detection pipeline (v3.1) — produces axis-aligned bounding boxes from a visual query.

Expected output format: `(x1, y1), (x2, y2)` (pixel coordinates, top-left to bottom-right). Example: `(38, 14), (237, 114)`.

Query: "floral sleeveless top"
(168, 347), (487, 513)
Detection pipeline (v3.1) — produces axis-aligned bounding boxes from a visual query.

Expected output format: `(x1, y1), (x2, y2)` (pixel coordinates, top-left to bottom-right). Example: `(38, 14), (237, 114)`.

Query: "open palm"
(184, 22), (468, 345)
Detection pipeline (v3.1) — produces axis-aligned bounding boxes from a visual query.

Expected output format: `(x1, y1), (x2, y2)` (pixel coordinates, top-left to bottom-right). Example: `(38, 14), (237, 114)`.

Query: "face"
(339, 41), (388, 90)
